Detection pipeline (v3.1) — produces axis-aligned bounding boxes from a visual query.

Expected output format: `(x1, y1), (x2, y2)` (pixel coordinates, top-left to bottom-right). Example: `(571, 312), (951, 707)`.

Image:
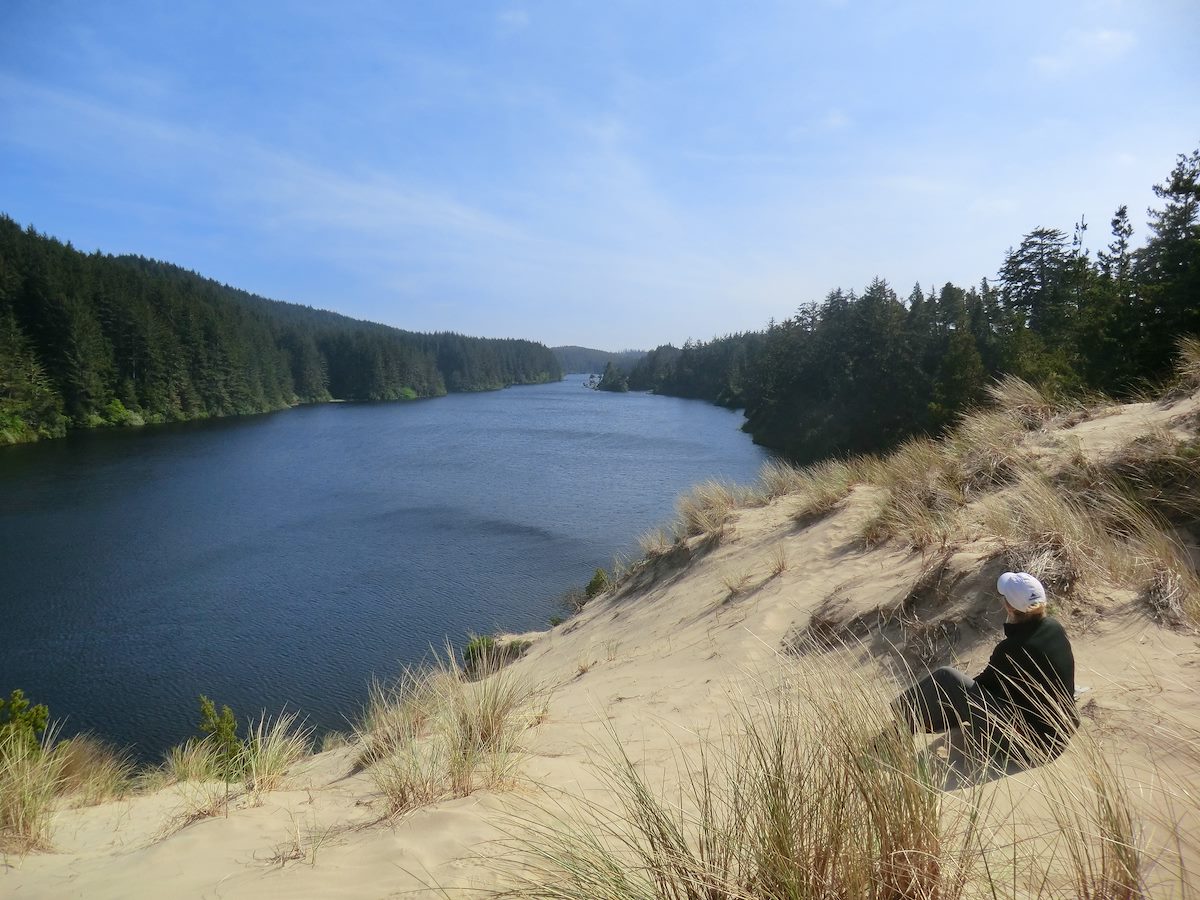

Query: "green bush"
(463, 635), (498, 672)
(463, 635), (532, 677)
(585, 567), (611, 599)
(198, 695), (243, 780)
(0, 690), (49, 755)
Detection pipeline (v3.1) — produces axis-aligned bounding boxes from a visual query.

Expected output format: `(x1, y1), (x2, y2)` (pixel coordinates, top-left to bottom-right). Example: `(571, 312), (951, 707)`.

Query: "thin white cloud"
(497, 8), (530, 36)
(1032, 27), (1135, 74)
(787, 108), (852, 142)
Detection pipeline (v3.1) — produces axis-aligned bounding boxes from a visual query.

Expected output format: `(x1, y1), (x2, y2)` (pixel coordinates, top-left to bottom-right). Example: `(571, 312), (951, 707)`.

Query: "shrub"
(198, 695), (243, 781)
(464, 635), (532, 677)
(157, 699), (309, 793)
(0, 689), (49, 754)
(585, 567), (611, 599)
(464, 635), (499, 671)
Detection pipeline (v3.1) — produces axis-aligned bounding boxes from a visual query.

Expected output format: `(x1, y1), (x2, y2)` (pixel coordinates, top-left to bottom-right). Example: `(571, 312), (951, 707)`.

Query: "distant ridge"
(552, 345), (645, 375)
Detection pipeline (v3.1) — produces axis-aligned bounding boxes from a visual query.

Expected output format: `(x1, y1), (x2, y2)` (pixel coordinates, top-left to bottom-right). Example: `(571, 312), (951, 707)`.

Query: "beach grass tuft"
(354, 646), (541, 818)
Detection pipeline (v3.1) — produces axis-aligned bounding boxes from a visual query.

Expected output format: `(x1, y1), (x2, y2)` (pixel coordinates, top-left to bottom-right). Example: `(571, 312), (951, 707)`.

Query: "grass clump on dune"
(491, 649), (1192, 899)
(54, 734), (136, 807)
(756, 457), (859, 522)
(242, 712), (312, 796)
(0, 724), (64, 853)
(985, 374), (1058, 427)
(676, 480), (743, 537)
(492, 653), (984, 899)
(354, 646), (542, 818)
(859, 437), (963, 550)
(1, 691), (149, 852)
(149, 702), (311, 802)
(1171, 335), (1200, 394)
(983, 469), (1200, 625)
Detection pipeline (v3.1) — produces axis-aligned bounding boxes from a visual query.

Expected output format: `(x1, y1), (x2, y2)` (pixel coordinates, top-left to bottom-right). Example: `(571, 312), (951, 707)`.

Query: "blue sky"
(2, 1), (1196, 350)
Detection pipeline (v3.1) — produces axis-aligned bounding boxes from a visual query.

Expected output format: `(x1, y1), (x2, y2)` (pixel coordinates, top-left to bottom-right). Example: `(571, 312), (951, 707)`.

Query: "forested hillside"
(552, 345), (645, 374)
(0, 218), (562, 444)
(639, 147), (1200, 462)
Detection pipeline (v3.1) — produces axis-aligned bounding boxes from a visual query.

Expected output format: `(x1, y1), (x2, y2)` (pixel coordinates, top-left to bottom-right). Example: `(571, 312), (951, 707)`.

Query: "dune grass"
(1, 726), (147, 851)
(490, 658), (973, 898)
(490, 647), (1194, 899)
(354, 647), (542, 818)
(158, 737), (227, 784)
(858, 437), (963, 550)
(676, 480), (742, 537)
(0, 726), (65, 853)
(54, 734), (136, 807)
(243, 712), (312, 796)
(981, 469), (1200, 625)
(1173, 335), (1200, 394)
(986, 374), (1058, 427)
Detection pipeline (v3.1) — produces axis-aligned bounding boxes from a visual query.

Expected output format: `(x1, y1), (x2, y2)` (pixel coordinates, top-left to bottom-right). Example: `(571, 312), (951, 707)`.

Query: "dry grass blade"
(0, 725), (65, 853)
(1173, 335), (1200, 393)
(788, 458), (859, 524)
(636, 527), (674, 559)
(159, 737), (226, 784)
(768, 543), (788, 577)
(676, 480), (739, 536)
(490, 657), (985, 899)
(986, 375), (1056, 426)
(859, 437), (963, 549)
(355, 647), (541, 819)
(756, 458), (808, 499)
(243, 711), (311, 795)
(984, 470), (1200, 625)
(982, 471), (1129, 597)
(720, 568), (753, 599)
(944, 407), (1030, 495)
(54, 734), (135, 806)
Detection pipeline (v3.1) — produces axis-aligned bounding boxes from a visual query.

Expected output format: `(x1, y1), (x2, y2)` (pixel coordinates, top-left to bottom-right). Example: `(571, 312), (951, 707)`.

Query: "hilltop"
(4, 360), (1199, 897)
(551, 346), (646, 375)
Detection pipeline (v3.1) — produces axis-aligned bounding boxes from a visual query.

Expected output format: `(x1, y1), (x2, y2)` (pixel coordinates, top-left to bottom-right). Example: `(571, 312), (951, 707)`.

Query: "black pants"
(893, 667), (1069, 765)
(893, 666), (996, 733)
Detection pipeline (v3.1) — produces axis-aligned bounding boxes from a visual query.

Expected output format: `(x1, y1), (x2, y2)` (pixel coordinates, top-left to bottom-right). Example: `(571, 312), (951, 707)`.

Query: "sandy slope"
(5, 392), (1199, 898)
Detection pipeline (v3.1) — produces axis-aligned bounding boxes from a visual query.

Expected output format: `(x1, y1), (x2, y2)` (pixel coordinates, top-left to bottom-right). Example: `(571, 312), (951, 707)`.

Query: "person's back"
(974, 613), (1078, 759)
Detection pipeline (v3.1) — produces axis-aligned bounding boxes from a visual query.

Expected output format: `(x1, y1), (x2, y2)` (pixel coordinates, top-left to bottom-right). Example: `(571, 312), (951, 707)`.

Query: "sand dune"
(5, 386), (1199, 898)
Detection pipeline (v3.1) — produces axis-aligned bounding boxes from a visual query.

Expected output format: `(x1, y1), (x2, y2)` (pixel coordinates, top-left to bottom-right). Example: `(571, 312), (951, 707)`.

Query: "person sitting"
(892, 571), (1079, 765)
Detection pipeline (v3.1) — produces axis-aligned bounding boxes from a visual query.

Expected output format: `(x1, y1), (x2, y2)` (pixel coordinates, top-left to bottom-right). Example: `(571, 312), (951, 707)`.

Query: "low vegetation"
(676, 479), (741, 537)
(492, 650), (1194, 898)
(464, 635), (533, 677)
(353, 647), (543, 818)
(0, 690), (314, 851)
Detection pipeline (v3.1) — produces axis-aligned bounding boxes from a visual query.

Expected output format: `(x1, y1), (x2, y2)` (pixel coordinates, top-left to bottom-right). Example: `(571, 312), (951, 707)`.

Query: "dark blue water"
(0, 377), (768, 760)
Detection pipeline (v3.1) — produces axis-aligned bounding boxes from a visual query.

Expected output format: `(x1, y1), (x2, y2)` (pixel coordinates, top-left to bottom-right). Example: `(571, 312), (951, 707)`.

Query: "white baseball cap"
(997, 571), (1047, 611)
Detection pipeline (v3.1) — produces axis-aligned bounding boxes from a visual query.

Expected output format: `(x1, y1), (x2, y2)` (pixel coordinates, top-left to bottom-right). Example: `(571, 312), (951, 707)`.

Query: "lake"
(0, 376), (770, 760)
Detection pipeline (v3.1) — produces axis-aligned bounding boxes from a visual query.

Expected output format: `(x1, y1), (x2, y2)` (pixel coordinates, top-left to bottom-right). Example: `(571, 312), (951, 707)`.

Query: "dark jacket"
(975, 616), (1079, 757)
